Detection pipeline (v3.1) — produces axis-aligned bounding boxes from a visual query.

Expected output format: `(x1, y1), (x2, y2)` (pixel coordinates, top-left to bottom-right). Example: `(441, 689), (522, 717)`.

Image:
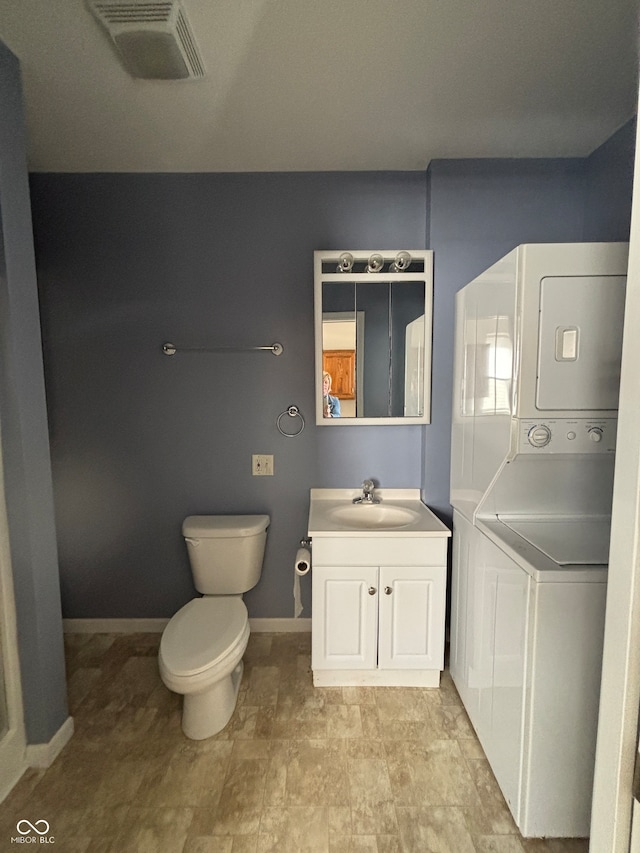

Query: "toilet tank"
(182, 515), (270, 594)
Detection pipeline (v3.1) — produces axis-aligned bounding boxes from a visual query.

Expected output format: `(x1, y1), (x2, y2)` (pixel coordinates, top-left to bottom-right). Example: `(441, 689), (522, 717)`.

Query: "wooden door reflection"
(323, 350), (355, 399)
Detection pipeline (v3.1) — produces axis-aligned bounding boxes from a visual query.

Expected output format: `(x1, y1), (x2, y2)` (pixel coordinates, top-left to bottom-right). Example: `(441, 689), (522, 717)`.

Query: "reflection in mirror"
(390, 280), (425, 417)
(314, 251), (433, 425)
(321, 282), (356, 417)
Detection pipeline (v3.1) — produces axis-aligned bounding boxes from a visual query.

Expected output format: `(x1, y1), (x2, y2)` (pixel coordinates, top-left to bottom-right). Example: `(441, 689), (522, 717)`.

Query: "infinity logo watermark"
(11, 820), (54, 844)
(16, 822), (49, 836)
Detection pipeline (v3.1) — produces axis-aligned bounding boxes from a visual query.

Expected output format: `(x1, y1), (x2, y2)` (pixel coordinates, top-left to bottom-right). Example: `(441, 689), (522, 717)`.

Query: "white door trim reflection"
(0, 432), (26, 802)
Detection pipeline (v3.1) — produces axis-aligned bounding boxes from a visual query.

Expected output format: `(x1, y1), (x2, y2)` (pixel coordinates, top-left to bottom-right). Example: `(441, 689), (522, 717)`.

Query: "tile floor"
(0, 632), (589, 852)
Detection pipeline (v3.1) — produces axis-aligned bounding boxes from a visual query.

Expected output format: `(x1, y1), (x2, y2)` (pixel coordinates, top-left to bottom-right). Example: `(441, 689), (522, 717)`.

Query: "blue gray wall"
(31, 173), (427, 619)
(29, 124), (635, 623)
(0, 42), (68, 743)
(584, 120), (635, 241)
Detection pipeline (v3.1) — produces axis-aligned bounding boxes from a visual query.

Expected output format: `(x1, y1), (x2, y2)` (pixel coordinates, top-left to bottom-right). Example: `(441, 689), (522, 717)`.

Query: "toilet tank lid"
(183, 514), (270, 538)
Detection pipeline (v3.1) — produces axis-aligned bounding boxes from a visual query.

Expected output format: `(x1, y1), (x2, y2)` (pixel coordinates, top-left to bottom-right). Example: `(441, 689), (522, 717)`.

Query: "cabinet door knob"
(384, 586), (392, 595)
(368, 586), (377, 595)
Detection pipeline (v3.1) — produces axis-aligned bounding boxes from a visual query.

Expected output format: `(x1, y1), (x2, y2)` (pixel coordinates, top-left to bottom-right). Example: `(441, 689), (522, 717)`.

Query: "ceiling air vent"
(88, 1), (205, 80)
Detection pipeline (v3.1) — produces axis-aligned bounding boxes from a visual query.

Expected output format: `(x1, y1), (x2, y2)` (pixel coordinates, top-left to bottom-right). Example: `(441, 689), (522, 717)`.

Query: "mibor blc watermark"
(10, 820), (55, 844)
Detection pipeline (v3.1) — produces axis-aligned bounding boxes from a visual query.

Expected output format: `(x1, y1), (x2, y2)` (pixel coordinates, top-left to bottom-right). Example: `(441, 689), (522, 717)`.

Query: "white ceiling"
(0, 0), (638, 173)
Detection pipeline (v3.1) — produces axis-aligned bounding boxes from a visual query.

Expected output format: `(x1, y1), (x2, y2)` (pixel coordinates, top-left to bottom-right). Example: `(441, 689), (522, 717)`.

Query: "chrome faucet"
(353, 479), (380, 504)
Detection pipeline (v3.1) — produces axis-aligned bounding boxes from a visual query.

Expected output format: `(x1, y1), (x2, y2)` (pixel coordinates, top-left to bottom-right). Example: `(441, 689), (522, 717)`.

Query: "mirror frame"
(314, 250), (434, 426)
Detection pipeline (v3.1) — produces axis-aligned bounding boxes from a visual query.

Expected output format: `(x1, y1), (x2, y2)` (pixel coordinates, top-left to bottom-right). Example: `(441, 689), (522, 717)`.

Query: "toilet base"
(181, 661), (244, 740)
(181, 660), (244, 740)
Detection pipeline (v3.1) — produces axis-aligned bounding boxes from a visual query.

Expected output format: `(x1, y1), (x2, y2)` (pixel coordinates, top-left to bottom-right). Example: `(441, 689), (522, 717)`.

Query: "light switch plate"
(252, 454), (274, 476)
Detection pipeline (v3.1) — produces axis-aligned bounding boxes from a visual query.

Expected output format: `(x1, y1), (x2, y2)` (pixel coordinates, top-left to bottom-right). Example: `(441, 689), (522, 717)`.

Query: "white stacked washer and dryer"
(449, 242), (629, 838)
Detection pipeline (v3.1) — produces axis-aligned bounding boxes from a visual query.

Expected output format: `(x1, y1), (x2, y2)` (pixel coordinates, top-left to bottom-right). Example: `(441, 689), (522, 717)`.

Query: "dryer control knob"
(589, 428), (603, 443)
(528, 425), (552, 448)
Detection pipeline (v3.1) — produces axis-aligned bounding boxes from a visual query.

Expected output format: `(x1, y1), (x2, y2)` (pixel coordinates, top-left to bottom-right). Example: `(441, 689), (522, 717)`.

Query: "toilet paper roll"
(293, 547), (311, 618)
(295, 548), (311, 576)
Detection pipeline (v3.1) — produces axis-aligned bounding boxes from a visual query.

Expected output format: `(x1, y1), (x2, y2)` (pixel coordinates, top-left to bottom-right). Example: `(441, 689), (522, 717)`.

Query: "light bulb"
(390, 251), (412, 272)
(366, 253), (384, 273)
(336, 252), (354, 273)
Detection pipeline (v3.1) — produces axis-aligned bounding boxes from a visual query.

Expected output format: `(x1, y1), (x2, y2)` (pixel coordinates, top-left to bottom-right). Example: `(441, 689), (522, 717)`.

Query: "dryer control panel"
(517, 418), (617, 454)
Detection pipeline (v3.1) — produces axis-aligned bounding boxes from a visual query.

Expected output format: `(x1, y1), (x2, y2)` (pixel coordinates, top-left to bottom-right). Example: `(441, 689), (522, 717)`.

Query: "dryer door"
(536, 275), (626, 411)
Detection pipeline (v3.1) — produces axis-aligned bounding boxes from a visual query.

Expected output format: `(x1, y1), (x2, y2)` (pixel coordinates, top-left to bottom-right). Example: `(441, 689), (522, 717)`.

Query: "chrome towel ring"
(277, 405), (305, 437)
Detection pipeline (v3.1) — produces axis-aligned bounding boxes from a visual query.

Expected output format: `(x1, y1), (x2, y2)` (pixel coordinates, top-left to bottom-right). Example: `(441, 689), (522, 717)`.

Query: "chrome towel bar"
(162, 341), (283, 356)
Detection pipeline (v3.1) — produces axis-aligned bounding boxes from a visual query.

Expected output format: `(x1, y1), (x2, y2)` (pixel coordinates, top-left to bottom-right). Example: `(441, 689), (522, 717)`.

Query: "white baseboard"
(63, 618), (170, 633)
(250, 618), (311, 632)
(26, 716), (74, 769)
(63, 617), (311, 634)
(313, 669), (441, 687)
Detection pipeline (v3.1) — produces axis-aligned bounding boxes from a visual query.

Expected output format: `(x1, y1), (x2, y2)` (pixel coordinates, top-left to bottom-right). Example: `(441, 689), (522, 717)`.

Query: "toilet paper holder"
(293, 538), (312, 618)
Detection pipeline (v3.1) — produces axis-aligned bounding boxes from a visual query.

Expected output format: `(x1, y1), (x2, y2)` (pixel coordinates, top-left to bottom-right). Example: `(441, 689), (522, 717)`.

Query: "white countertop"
(308, 488), (451, 538)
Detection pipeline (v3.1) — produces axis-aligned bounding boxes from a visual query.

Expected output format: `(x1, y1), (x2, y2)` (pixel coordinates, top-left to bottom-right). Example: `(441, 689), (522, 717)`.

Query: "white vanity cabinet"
(311, 535), (449, 687)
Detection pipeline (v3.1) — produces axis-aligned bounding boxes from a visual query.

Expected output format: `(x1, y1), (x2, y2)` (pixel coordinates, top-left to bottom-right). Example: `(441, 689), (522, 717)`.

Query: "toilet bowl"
(159, 514), (269, 739)
(159, 596), (250, 739)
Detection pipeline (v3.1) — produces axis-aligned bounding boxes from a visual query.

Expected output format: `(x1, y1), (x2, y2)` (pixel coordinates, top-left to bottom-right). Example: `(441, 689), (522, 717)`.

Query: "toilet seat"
(160, 597), (248, 678)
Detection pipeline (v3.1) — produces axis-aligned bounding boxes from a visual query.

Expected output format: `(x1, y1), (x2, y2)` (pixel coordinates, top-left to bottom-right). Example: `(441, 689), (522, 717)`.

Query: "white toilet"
(159, 514), (270, 739)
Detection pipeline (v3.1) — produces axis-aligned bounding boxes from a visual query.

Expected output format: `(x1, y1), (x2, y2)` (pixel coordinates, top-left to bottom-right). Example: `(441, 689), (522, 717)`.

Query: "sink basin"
(326, 504), (420, 530)
(308, 489), (453, 537)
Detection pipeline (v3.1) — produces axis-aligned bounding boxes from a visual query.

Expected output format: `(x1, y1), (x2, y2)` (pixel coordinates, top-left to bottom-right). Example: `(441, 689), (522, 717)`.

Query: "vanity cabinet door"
(311, 565), (378, 670)
(377, 566), (446, 670)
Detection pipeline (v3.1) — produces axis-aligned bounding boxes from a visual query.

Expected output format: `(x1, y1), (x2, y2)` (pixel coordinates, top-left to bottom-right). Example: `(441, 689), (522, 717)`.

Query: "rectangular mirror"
(314, 250), (433, 425)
